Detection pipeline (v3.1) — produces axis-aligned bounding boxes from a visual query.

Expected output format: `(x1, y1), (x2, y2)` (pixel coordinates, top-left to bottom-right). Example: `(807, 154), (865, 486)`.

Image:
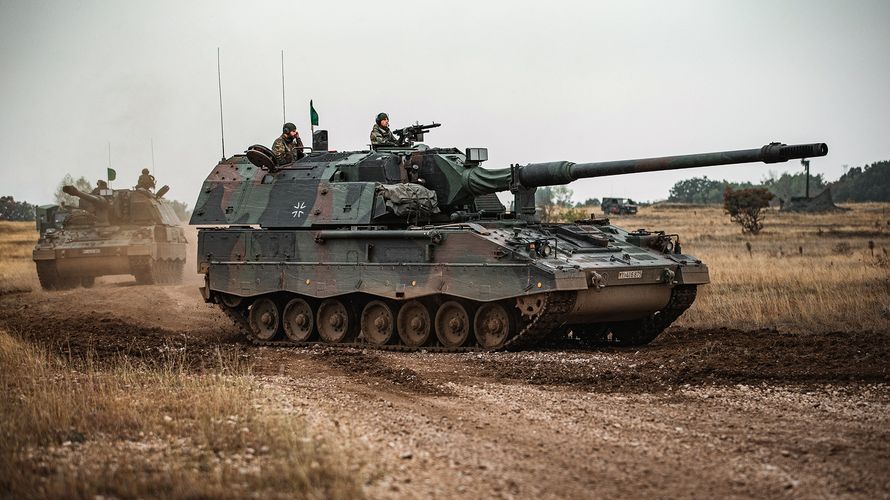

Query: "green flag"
(310, 100), (319, 126)
(107, 168), (117, 181)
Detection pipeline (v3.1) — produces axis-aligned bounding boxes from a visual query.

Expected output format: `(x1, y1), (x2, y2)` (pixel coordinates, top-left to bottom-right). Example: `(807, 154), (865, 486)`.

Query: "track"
(218, 286), (697, 352)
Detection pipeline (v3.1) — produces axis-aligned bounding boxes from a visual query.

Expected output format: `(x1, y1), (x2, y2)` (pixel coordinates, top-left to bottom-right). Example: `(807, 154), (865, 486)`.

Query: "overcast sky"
(1, 0), (888, 206)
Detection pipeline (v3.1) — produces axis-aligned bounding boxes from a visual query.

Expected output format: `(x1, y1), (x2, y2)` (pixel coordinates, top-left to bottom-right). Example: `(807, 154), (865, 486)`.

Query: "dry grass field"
(0, 221), (38, 295)
(0, 334), (359, 499)
(0, 221), (361, 499)
(625, 203), (890, 333)
(0, 206), (888, 498)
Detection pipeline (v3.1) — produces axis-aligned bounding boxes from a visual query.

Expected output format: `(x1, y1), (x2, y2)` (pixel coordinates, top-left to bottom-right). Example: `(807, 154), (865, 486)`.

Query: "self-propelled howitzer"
(191, 126), (827, 351)
(33, 184), (187, 289)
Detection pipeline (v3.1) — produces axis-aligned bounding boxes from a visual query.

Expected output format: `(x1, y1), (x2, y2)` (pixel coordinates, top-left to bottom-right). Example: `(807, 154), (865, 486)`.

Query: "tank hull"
(33, 233), (187, 289)
(198, 220), (707, 350)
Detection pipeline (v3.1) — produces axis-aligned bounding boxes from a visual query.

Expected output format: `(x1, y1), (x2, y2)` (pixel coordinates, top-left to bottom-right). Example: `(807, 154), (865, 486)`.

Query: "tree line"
(668, 160), (889, 204)
(0, 196), (36, 221)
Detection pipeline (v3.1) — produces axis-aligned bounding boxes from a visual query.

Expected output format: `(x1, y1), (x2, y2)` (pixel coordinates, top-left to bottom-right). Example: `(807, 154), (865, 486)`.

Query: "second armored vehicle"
(33, 185), (188, 289)
(190, 125), (826, 350)
(601, 197), (639, 215)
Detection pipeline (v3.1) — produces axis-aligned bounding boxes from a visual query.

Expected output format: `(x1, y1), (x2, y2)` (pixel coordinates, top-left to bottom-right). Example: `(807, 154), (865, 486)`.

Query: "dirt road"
(1, 283), (888, 498)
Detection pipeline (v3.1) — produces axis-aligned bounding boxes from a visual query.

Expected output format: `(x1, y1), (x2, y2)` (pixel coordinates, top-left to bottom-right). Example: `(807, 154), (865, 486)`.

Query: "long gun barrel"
(463, 142), (828, 196)
(62, 185), (109, 207)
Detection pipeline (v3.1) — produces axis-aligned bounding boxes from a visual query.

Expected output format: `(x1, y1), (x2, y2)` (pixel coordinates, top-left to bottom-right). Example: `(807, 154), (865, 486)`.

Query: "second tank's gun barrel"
(62, 185), (109, 207)
(517, 142), (828, 187)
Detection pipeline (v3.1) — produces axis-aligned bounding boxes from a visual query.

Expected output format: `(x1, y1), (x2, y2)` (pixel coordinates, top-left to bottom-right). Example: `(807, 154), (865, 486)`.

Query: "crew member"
(91, 180), (108, 195)
(370, 113), (398, 146)
(272, 122), (305, 165)
(137, 169), (156, 190)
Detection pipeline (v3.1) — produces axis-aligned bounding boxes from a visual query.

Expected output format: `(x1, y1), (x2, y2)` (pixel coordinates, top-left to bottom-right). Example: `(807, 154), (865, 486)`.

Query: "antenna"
(217, 47), (226, 161)
(150, 137), (156, 177)
(107, 141), (112, 188)
(281, 49), (286, 123)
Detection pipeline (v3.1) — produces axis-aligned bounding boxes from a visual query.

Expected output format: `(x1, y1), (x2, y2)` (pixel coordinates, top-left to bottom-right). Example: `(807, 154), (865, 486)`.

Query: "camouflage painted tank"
(33, 185), (188, 289)
(190, 126), (826, 350)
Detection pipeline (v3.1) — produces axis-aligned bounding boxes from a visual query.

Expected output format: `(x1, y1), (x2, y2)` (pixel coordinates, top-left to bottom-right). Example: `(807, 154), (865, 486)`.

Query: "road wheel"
(249, 297), (281, 340)
(435, 300), (471, 348)
(361, 300), (396, 346)
(220, 293), (243, 308)
(317, 299), (354, 343)
(474, 302), (513, 349)
(283, 298), (315, 342)
(397, 300), (432, 347)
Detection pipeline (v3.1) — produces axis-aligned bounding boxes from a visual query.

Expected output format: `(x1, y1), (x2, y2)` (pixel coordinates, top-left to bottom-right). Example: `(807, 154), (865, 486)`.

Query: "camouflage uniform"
(272, 133), (305, 164)
(137, 173), (156, 190)
(91, 181), (108, 195)
(370, 124), (398, 146)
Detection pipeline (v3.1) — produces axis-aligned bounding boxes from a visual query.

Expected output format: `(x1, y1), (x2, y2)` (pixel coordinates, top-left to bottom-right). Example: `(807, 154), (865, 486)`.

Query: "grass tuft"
(0, 330), (361, 499)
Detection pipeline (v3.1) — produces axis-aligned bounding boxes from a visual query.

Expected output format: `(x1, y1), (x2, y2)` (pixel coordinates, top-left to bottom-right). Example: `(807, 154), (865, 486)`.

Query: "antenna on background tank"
(281, 49), (286, 123)
(150, 137), (156, 177)
(217, 47), (226, 161)
(107, 142), (112, 188)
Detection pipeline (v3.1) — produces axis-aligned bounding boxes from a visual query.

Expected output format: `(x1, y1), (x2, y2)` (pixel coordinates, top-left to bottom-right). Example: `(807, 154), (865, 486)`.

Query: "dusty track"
(1, 284), (888, 498)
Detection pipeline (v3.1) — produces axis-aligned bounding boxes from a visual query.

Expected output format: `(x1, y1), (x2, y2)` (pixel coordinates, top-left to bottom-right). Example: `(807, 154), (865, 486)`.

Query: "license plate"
(618, 270), (642, 279)
(82, 249), (101, 255)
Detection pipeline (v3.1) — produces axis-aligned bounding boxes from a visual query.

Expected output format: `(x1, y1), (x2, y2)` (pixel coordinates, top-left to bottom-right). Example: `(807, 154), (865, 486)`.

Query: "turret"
(60, 185), (180, 227)
(190, 123), (828, 228)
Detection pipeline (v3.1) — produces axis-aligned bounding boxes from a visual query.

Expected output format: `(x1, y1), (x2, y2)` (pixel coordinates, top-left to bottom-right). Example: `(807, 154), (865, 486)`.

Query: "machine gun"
(393, 122), (441, 146)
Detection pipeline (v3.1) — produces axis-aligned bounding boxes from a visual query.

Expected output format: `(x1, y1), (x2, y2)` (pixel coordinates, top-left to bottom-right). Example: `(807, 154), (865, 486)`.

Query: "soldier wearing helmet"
(370, 113), (398, 146)
(90, 179), (109, 195)
(272, 122), (305, 165)
(137, 169), (156, 190)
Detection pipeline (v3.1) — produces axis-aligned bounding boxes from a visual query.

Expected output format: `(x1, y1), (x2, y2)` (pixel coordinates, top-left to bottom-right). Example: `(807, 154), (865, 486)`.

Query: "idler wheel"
(361, 300), (396, 345)
(220, 293), (243, 308)
(435, 301), (471, 348)
(317, 299), (354, 343)
(249, 297), (280, 340)
(283, 298), (315, 342)
(397, 300), (432, 347)
(474, 302), (513, 350)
